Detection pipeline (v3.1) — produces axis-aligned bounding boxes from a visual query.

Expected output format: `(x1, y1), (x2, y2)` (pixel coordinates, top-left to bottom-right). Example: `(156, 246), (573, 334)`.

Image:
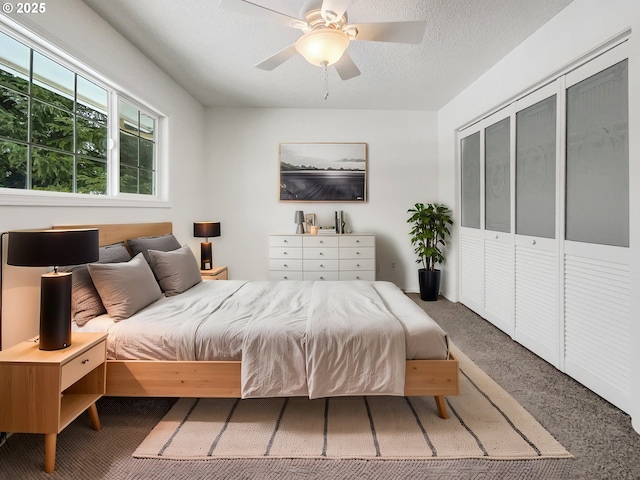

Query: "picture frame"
(305, 213), (316, 233)
(279, 143), (367, 202)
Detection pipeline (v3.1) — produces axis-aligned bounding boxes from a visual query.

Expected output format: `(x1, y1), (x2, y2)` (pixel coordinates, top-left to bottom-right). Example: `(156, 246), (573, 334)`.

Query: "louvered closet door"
(459, 129), (484, 314)
(483, 111), (515, 336)
(563, 45), (630, 412)
(514, 83), (561, 368)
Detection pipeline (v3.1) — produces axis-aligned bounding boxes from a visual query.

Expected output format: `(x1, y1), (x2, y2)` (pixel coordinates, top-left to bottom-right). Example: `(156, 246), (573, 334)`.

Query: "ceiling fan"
(219, 0), (427, 82)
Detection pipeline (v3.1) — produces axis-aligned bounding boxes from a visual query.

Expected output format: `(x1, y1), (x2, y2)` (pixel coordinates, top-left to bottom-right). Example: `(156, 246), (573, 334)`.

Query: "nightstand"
(0, 332), (107, 473)
(201, 265), (228, 280)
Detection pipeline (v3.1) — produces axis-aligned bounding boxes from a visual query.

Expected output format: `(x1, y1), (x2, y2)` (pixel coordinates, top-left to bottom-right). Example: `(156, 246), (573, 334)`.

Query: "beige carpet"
(134, 344), (571, 460)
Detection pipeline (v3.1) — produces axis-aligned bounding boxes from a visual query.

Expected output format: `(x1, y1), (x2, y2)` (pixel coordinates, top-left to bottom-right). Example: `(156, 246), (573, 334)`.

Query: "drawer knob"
(284, 251), (288, 255)
(356, 276), (360, 280)
(320, 264), (324, 268)
(81, 358), (89, 364)
(320, 276), (324, 280)
(319, 252), (324, 256)
(532, 240), (536, 245)
(284, 239), (288, 243)
(356, 240), (360, 243)
(284, 276), (288, 280)
(283, 264), (288, 267)
(320, 240), (324, 244)
(356, 251), (360, 255)
(356, 264), (360, 267)
(495, 234), (499, 239)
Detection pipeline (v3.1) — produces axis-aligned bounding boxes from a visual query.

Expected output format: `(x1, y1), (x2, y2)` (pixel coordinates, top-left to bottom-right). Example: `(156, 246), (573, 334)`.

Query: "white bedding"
(73, 280), (448, 398)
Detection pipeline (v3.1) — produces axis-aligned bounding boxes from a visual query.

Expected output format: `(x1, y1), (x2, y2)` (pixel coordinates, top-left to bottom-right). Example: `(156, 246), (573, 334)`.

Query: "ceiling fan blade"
(351, 21), (427, 44)
(334, 52), (360, 80)
(321, 0), (351, 22)
(219, 0), (307, 30)
(255, 44), (298, 70)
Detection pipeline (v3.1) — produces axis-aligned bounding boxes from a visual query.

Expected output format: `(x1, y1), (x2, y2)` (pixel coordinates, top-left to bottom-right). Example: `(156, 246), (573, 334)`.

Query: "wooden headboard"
(53, 222), (172, 247)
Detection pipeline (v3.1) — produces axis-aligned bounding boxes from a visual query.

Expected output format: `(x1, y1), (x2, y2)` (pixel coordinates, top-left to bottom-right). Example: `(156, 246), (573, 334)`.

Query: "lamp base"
(200, 241), (213, 270)
(296, 223), (305, 234)
(39, 272), (72, 351)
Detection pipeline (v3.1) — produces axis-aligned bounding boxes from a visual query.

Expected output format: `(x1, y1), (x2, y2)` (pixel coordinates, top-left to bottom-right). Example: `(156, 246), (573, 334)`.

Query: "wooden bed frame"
(54, 222), (459, 419)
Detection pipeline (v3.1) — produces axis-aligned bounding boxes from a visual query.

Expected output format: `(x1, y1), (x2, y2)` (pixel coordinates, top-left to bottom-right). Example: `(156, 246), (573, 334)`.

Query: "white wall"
(204, 108), (439, 291)
(437, 0), (640, 434)
(0, 0), (207, 349)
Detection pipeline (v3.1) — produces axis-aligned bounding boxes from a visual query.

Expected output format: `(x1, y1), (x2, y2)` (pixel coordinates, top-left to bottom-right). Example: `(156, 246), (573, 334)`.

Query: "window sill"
(0, 190), (171, 208)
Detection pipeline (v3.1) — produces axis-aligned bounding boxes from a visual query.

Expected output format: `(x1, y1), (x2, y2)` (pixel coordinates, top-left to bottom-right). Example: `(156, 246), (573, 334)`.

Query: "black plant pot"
(418, 268), (441, 301)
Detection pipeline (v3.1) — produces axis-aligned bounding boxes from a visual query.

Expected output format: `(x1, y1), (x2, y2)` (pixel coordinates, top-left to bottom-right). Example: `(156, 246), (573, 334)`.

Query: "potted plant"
(407, 203), (453, 301)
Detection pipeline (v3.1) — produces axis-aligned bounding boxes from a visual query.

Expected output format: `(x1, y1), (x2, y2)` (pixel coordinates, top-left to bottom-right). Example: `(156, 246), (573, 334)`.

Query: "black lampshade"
(7, 229), (99, 267)
(6, 228), (99, 351)
(193, 222), (221, 239)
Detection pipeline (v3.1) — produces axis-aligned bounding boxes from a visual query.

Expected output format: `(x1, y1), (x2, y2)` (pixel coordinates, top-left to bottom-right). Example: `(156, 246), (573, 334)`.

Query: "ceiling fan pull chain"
(323, 61), (329, 100)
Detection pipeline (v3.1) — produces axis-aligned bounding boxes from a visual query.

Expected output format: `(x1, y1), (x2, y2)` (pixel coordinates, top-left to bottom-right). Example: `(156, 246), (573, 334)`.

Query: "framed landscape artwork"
(279, 143), (367, 202)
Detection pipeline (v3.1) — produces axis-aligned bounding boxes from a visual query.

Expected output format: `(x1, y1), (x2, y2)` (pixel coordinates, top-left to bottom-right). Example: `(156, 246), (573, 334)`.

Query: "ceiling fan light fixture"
(295, 28), (350, 66)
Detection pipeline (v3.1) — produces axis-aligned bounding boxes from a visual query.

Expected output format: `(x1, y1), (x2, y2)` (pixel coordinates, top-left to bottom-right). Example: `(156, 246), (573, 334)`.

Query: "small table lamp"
(193, 222), (221, 270)
(7, 229), (99, 350)
(295, 210), (305, 234)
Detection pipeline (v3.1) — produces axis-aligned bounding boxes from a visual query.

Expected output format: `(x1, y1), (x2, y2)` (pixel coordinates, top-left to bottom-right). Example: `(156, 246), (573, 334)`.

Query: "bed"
(55, 222), (459, 419)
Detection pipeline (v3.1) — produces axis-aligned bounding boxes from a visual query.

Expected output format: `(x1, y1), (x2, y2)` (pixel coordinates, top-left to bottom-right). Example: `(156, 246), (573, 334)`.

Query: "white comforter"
(75, 280), (448, 399)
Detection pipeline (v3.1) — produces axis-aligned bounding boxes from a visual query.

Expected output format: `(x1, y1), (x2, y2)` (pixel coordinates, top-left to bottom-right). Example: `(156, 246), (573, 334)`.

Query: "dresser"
(268, 234), (375, 281)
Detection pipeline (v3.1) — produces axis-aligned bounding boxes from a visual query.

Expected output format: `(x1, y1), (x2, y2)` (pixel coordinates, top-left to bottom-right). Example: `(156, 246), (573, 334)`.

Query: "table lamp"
(295, 210), (305, 234)
(7, 229), (99, 350)
(193, 222), (221, 270)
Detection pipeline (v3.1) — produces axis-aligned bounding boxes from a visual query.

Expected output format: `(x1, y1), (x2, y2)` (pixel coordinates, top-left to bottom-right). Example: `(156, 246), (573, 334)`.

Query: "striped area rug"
(133, 345), (571, 460)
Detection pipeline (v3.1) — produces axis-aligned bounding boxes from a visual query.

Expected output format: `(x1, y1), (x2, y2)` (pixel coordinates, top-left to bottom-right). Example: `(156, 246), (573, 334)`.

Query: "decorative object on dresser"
(407, 203), (453, 301)
(193, 222), (221, 270)
(304, 213), (316, 233)
(268, 234), (375, 281)
(0, 332), (107, 473)
(279, 143), (367, 202)
(6, 229), (99, 350)
(294, 210), (305, 234)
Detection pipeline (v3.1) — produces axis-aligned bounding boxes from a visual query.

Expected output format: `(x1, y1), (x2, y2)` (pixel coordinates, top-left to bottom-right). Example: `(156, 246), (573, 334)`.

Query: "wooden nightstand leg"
(44, 433), (57, 473)
(88, 403), (101, 431)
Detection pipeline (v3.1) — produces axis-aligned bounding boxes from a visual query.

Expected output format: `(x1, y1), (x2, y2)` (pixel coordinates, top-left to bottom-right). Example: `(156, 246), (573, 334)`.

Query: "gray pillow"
(127, 233), (181, 262)
(88, 253), (162, 321)
(148, 245), (202, 296)
(63, 243), (132, 326)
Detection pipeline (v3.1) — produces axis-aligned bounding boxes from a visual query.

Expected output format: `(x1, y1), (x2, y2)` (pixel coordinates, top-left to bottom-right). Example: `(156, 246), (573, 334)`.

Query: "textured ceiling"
(82, 0), (573, 110)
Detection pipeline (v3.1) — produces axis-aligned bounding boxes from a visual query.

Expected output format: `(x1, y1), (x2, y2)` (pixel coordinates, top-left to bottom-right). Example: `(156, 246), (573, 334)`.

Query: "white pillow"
(88, 253), (162, 321)
(148, 245), (202, 296)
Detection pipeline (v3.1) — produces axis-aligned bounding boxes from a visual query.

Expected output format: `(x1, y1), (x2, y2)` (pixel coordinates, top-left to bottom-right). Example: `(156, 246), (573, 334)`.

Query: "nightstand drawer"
(61, 341), (105, 391)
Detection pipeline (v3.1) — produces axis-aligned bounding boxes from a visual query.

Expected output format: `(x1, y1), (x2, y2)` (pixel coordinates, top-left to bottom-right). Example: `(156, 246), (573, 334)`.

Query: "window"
(0, 28), (161, 199)
(119, 100), (156, 195)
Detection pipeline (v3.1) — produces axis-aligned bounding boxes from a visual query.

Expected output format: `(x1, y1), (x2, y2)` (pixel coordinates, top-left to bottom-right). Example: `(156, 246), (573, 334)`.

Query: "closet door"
(459, 129), (484, 314)
(483, 110), (515, 336)
(563, 45), (630, 412)
(514, 83), (561, 368)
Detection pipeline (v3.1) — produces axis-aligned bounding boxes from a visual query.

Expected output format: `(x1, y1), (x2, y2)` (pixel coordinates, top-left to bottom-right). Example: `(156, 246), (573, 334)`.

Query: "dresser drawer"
(268, 259), (303, 271)
(303, 271), (339, 281)
(268, 271), (304, 281)
(339, 236), (375, 248)
(339, 247), (375, 260)
(269, 236), (303, 247)
(339, 271), (376, 281)
(303, 236), (339, 247)
(269, 247), (303, 259)
(303, 259), (339, 271)
(303, 247), (339, 260)
(61, 340), (105, 391)
(340, 259), (375, 271)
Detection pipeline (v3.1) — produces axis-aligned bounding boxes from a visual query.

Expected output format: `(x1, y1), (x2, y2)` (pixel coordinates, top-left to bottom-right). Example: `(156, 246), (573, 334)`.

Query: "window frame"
(0, 20), (169, 208)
